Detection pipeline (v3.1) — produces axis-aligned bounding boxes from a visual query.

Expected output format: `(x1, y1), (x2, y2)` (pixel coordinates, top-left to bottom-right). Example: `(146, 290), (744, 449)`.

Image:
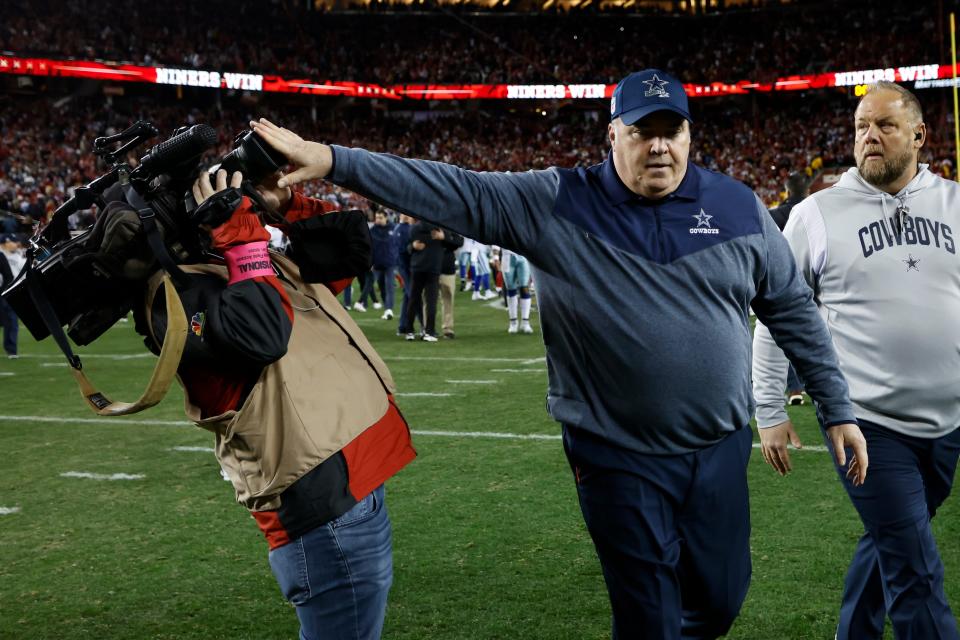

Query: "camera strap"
(23, 243), (188, 414)
(24, 249), (82, 370)
(70, 272), (188, 415)
(121, 183), (192, 290)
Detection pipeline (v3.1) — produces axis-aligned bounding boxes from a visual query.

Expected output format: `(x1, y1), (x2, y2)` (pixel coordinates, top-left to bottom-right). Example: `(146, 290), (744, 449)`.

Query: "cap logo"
(610, 95), (617, 115)
(643, 74), (670, 99)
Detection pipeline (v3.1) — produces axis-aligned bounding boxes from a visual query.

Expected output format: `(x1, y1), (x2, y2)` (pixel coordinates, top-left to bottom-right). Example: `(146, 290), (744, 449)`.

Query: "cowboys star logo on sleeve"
(643, 74), (671, 98)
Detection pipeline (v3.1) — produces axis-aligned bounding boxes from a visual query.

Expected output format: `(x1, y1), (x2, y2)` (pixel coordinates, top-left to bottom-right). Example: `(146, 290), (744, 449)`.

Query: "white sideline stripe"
(395, 392), (453, 397)
(490, 368), (546, 373)
(760, 443), (829, 453)
(41, 362), (68, 367)
(61, 471), (145, 481)
(15, 353), (152, 360)
(2, 415), (833, 453)
(171, 446), (215, 453)
(445, 379), (498, 384)
(413, 429), (561, 440)
(0, 415), (190, 427)
(385, 356), (542, 363)
(0, 506), (21, 515)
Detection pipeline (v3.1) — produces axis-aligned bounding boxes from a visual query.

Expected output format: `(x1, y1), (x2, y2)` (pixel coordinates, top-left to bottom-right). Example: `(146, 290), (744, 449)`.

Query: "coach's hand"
(759, 420), (802, 476)
(826, 423), (868, 487)
(250, 119), (333, 187)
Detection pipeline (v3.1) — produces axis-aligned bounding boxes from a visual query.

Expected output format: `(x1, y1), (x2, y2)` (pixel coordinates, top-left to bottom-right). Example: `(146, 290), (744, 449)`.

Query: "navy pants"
(0, 298), (17, 356)
(826, 420), (960, 640)
(564, 426), (753, 640)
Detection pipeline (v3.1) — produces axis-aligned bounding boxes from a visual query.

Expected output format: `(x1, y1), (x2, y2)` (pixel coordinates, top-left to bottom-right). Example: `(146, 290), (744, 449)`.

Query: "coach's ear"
(913, 123), (926, 149)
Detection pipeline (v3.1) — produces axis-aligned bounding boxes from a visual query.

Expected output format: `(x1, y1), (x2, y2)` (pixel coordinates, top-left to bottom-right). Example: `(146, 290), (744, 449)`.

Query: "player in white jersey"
(753, 82), (960, 640)
(501, 248), (533, 333)
(470, 242), (497, 300)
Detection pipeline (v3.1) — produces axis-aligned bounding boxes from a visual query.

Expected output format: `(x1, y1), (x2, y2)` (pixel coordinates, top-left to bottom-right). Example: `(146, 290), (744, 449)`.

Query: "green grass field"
(1, 283), (957, 639)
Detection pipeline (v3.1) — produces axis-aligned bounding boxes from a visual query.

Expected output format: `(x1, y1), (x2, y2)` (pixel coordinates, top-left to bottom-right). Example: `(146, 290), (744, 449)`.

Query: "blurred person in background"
(437, 227), (463, 339)
(369, 208), (399, 321)
(501, 247), (534, 334)
(401, 218), (445, 342)
(0, 234), (24, 358)
(394, 213), (415, 335)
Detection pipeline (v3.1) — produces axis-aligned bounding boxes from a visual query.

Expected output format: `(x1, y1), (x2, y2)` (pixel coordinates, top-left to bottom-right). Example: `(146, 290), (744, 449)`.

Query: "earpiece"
(915, 132), (922, 141)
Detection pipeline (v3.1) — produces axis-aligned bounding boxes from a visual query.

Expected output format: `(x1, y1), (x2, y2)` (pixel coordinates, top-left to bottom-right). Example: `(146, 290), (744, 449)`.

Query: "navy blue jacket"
(394, 222), (412, 272)
(329, 146), (855, 454)
(370, 222), (398, 268)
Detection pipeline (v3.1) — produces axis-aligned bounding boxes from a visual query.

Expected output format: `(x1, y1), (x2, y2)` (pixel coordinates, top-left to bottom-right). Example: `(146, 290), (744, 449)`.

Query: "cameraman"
(134, 168), (416, 640)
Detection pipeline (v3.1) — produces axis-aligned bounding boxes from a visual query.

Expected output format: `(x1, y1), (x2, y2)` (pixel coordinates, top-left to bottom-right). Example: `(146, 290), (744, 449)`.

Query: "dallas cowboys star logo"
(643, 74), (670, 98)
(903, 254), (920, 271)
(693, 209), (713, 228)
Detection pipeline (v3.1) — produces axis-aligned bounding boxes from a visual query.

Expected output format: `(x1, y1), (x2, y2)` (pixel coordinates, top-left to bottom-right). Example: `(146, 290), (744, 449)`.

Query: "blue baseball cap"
(610, 69), (692, 125)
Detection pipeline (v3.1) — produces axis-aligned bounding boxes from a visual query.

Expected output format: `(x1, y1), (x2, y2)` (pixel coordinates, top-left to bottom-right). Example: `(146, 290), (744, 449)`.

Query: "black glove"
(285, 209), (372, 283)
(191, 187), (244, 229)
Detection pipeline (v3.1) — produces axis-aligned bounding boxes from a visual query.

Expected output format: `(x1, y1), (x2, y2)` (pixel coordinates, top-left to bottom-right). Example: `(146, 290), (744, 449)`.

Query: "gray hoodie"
(753, 165), (960, 438)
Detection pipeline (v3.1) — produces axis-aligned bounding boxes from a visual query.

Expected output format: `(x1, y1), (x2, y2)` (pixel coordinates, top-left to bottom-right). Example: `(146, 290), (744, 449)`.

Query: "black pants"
(402, 271), (439, 336)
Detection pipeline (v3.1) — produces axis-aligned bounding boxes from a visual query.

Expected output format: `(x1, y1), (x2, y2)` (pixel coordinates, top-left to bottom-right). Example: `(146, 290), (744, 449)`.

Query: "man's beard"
(857, 148), (914, 188)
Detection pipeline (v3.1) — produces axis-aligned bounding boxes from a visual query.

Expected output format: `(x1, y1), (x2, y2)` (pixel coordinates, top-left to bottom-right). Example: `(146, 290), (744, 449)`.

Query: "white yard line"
(0, 415), (190, 427)
(413, 429), (561, 441)
(3, 414), (831, 453)
(0, 506), (21, 515)
(14, 353), (152, 360)
(60, 471), (145, 481)
(395, 392), (453, 397)
(490, 369), (546, 373)
(385, 356), (543, 363)
(445, 379), (498, 384)
(0, 372), (14, 376)
(171, 446), (215, 453)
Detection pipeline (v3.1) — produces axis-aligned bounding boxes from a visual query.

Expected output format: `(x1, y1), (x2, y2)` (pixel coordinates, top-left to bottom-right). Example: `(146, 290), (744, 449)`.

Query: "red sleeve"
(284, 191), (339, 224)
(285, 192), (354, 295)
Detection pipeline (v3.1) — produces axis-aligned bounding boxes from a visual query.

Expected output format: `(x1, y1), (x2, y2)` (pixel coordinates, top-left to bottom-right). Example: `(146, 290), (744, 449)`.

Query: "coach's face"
(854, 89), (924, 193)
(609, 111), (690, 200)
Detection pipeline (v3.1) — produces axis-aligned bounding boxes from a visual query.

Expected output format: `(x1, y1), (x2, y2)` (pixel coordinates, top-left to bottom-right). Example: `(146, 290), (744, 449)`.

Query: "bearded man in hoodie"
(753, 82), (960, 640)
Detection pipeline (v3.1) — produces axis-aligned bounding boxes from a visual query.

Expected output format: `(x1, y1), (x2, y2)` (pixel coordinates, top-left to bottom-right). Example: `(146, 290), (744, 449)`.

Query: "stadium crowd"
(0, 90), (956, 234)
(0, 0), (941, 84)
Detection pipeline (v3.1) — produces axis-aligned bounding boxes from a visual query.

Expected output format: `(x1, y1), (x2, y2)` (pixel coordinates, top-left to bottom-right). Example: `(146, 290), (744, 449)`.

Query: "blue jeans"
(358, 271), (379, 306)
(372, 266), (396, 312)
(268, 485), (393, 640)
(826, 421), (960, 640)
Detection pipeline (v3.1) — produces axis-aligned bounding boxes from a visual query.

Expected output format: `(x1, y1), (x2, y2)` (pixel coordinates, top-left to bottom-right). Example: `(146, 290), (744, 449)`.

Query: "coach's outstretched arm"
(250, 118), (558, 260)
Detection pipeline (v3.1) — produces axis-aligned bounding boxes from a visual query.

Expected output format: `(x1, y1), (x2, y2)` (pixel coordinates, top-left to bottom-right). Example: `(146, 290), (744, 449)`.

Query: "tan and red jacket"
(140, 193), (415, 549)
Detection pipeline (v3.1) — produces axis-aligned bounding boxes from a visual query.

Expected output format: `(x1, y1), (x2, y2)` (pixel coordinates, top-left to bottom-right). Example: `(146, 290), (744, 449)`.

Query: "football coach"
(249, 68), (866, 639)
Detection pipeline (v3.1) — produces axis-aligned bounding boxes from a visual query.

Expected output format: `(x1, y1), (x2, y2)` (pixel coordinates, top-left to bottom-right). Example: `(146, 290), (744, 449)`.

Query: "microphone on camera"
(137, 124), (219, 175)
